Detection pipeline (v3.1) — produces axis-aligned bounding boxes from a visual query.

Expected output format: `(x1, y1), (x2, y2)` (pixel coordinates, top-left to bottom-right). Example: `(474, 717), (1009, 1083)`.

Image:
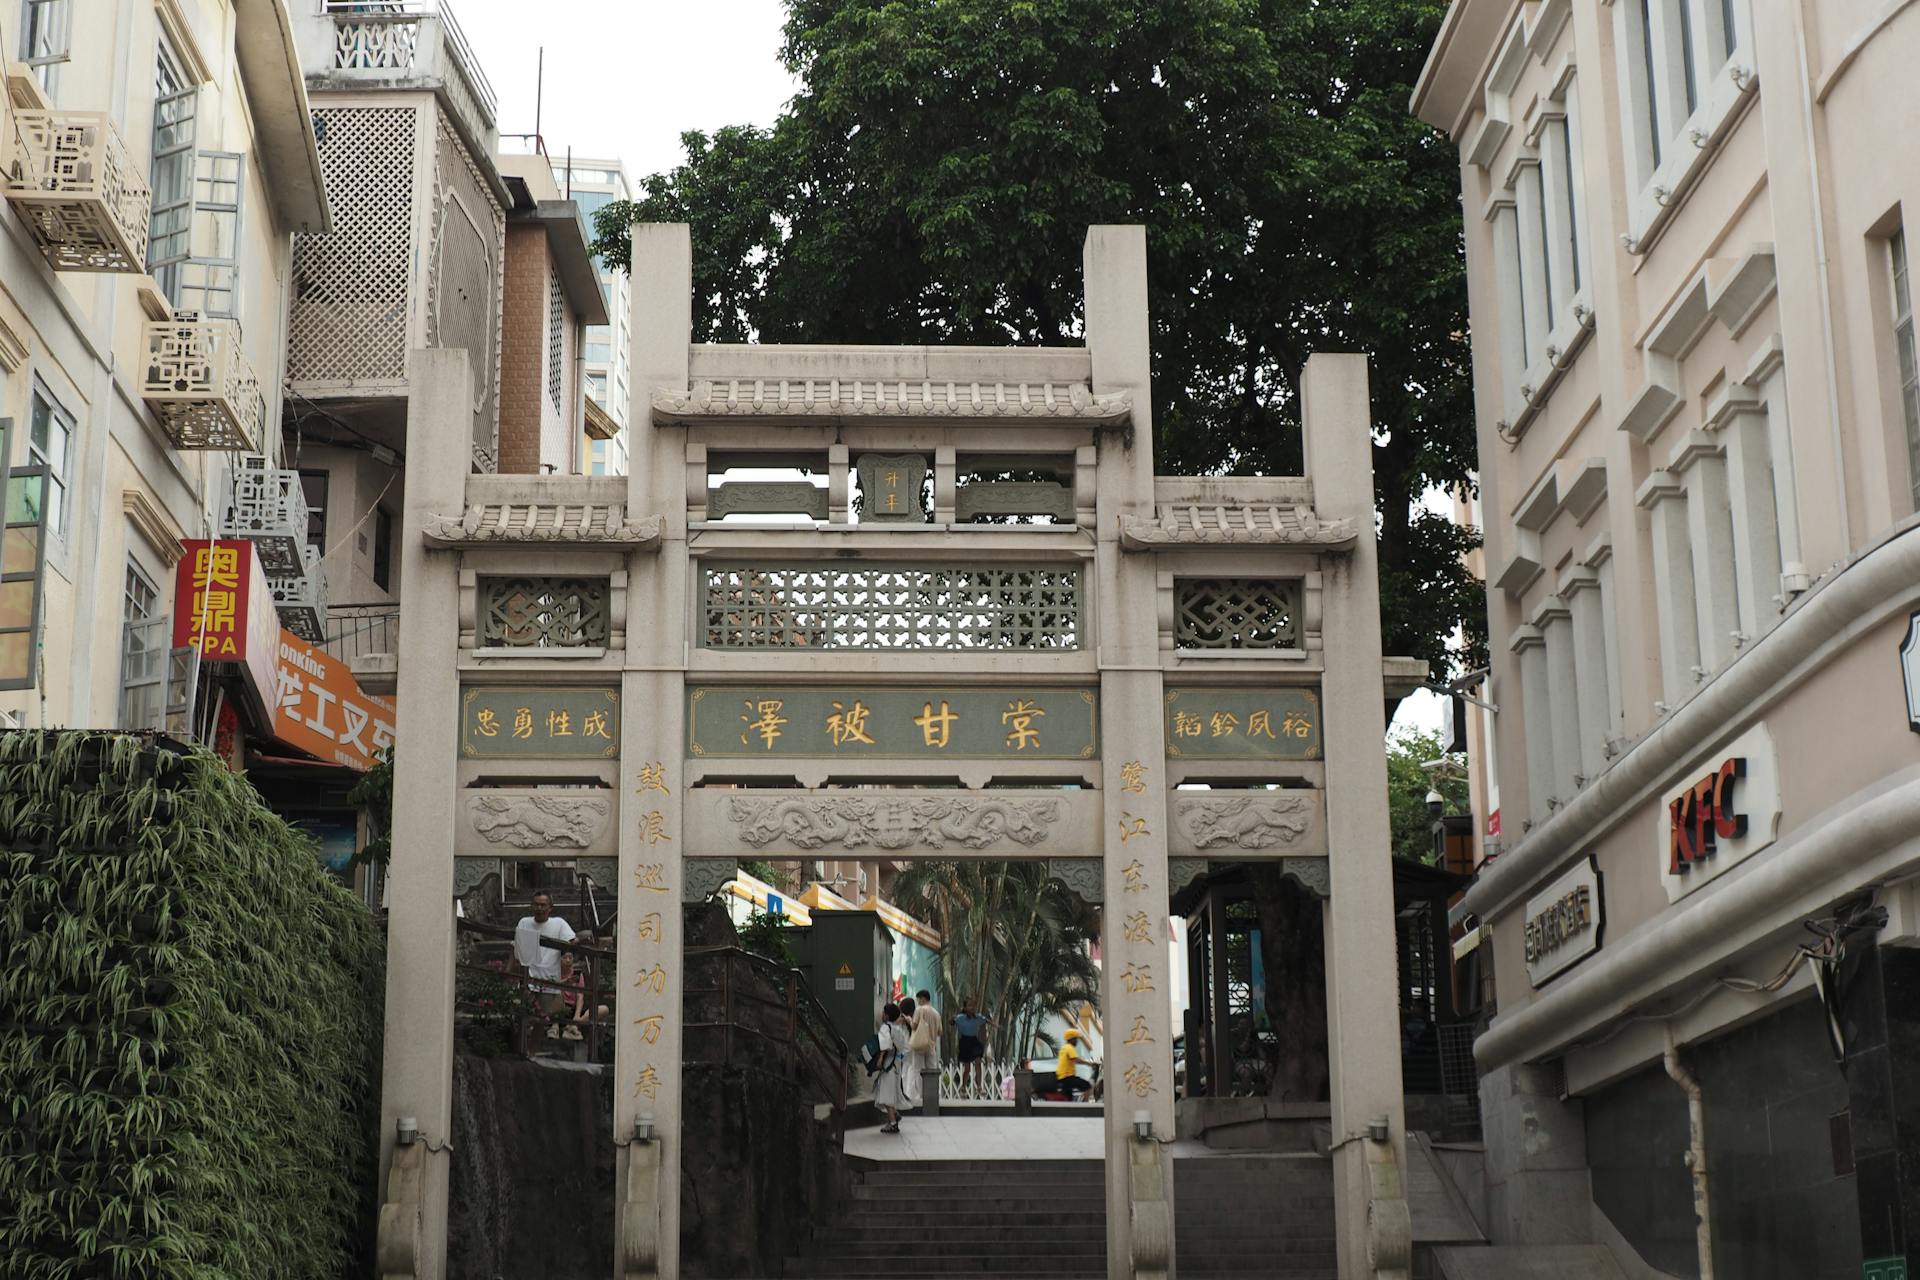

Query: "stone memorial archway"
(371, 226), (1413, 1280)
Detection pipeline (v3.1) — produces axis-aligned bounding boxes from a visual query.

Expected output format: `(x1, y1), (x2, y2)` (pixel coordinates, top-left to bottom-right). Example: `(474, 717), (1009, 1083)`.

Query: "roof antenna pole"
(534, 46), (544, 155)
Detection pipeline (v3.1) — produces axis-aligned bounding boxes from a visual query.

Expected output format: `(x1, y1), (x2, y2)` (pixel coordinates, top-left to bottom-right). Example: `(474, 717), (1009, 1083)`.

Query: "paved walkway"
(847, 1114), (1105, 1161)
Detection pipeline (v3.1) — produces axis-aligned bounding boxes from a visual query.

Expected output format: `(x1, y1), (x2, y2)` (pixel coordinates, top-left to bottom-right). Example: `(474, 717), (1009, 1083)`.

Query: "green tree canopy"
(594, 0), (1482, 676)
(1386, 725), (1471, 863)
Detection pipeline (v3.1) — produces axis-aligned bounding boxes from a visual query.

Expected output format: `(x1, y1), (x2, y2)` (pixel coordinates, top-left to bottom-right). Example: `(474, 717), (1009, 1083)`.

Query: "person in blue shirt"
(951, 995), (992, 1098)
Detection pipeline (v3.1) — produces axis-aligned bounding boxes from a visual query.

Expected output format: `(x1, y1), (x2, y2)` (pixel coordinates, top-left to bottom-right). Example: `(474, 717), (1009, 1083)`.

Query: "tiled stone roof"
(1118, 503), (1358, 550)
(421, 503), (662, 547)
(652, 378), (1132, 424)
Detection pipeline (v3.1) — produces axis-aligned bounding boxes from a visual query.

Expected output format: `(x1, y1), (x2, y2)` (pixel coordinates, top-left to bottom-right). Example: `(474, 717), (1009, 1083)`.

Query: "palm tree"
(891, 861), (1101, 1067)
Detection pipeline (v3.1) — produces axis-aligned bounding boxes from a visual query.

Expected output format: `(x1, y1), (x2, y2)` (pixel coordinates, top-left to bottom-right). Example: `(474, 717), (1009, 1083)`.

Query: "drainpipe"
(1663, 1025), (1714, 1280)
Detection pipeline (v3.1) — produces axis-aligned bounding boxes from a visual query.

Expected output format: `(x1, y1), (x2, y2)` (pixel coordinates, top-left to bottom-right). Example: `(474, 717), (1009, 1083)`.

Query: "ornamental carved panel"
(1169, 791), (1327, 858)
(479, 576), (610, 648)
(458, 790), (616, 858)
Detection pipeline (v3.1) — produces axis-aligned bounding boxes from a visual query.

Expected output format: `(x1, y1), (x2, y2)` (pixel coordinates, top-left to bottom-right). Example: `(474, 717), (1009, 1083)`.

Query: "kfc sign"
(274, 629), (395, 772)
(1660, 724), (1779, 902)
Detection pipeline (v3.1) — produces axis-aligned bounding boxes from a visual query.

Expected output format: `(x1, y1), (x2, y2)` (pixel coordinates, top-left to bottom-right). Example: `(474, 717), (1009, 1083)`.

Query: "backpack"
(860, 1033), (884, 1076)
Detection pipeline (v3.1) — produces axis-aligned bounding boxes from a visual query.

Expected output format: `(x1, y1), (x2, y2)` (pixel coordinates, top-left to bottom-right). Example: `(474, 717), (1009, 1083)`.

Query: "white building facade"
(551, 154), (632, 475)
(1417, 3), (1920, 1276)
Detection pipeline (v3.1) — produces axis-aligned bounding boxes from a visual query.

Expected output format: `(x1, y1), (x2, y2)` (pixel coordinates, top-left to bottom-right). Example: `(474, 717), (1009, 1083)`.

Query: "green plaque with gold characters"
(460, 686), (620, 758)
(687, 686), (1097, 759)
(1163, 687), (1321, 759)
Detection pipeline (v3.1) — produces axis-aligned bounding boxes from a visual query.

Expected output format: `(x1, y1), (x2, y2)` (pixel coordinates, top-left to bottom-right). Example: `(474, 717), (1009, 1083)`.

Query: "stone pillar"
(1562, 569), (1611, 784)
(1478, 1061), (1593, 1243)
(1300, 353), (1412, 1278)
(1510, 625), (1551, 824)
(375, 348), (472, 1280)
(1536, 598), (1580, 799)
(615, 223), (692, 1280)
(1716, 397), (1783, 637)
(1086, 224), (1176, 1280)
(1635, 472), (1700, 707)
(1674, 436), (1740, 673)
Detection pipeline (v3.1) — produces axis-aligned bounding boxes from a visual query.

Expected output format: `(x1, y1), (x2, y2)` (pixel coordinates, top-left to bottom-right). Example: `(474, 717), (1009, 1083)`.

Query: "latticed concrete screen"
(701, 563), (1082, 649)
(1174, 577), (1303, 649)
(289, 107), (415, 383)
(480, 576), (609, 648)
(430, 116), (504, 468)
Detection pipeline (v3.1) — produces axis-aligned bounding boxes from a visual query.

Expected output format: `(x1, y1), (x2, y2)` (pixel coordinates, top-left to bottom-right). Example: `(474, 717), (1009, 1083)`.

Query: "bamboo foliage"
(0, 732), (384, 1279)
(889, 861), (1101, 1065)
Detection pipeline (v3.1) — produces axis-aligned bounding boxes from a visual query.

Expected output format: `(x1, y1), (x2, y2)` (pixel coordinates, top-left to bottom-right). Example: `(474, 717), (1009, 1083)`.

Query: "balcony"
(218, 455), (313, 575)
(324, 601), (399, 662)
(139, 318), (265, 451)
(311, 0), (498, 147)
(270, 544), (328, 643)
(3, 110), (151, 272)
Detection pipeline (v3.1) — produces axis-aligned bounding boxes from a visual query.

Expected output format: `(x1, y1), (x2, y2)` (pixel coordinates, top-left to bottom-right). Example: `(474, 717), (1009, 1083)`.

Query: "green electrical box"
(1865, 1259), (1908, 1280)
(793, 910), (892, 1057)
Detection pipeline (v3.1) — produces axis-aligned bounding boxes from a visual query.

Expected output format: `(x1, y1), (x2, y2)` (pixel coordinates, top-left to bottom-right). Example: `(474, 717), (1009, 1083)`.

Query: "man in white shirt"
(908, 988), (941, 1112)
(513, 891), (576, 1003)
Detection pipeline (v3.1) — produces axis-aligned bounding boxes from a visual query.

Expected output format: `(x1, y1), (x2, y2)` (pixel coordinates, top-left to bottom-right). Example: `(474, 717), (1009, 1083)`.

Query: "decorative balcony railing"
(320, 0), (498, 131)
(3, 110), (152, 272)
(218, 455), (311, 574)
(323, 602), (400, 662)
(139, 318), (265, 452)
(269, 544), (328, 643)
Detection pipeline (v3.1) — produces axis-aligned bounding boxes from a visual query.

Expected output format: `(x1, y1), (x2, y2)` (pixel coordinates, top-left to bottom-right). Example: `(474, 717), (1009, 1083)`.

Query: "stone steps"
(784, 1153), (1339, 1279)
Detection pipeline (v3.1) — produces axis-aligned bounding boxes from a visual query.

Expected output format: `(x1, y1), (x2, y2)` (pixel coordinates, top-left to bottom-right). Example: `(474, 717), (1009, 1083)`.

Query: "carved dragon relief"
(727, 794), (1062, 852)
(467, 793), (611, 850)
(1176, 793), (1315, 851)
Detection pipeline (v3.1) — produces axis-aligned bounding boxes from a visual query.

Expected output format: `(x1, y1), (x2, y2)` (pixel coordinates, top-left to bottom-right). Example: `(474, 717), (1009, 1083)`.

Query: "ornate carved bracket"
(575, 858), (618, 890)
(620, 1138), (662, 1278)
(451, 858), (502, 898)
(684, 859), (738, 903)
(1168, 858), (1211, 895)
(1048, 858), (1103, 905)
(1280, 857), (1330, 900)
(727, 794), (1062, 852)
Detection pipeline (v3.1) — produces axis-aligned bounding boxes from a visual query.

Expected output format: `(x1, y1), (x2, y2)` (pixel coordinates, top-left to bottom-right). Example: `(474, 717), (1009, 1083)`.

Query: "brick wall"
(497, 225), (548, 475)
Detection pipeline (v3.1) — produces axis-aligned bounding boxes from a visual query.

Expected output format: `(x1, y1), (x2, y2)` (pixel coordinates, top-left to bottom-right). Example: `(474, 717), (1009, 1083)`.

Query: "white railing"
(219, 454), (312, 574)
(139, 318), (264, 452)
(4, 110), (151, 271)
(937, 1054), (1043, 1103)
(269, 544), (328, 643)
(320, 0), (498, 123)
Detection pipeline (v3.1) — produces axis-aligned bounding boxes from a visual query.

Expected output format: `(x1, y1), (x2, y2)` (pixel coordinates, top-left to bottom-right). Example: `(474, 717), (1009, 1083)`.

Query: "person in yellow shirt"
(1051, 1029), (1096, 1098)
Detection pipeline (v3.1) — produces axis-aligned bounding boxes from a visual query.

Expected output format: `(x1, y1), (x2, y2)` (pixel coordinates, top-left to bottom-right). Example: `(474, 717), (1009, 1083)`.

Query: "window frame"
(1614, 0), (1754, 249)
(21, 0), (71, 98)
(300, 469), (329, 554)
(1892, 230), (1920, 510)
(173, 151), (245, 319)
(147, 32), (199, 298)
(27, 380), (73, 539)
(119, 556), (167, 730)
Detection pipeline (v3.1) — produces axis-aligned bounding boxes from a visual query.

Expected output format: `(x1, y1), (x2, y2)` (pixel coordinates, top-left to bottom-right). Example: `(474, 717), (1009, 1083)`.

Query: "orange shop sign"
(172, 539), (281, 720)
(273, 628), (395, 772)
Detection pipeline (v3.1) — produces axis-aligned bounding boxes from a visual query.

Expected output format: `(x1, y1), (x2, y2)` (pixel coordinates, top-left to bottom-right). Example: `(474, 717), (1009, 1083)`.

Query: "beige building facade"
(0, 0), (325, 735)
(1417, 2), (1920, 1274)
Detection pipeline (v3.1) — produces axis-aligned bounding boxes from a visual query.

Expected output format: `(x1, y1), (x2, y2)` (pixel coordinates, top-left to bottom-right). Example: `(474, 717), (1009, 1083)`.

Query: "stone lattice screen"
(701, 563), (1082, 649)
(288, 107), (415, 384)
(1174, 578), (1302, 649)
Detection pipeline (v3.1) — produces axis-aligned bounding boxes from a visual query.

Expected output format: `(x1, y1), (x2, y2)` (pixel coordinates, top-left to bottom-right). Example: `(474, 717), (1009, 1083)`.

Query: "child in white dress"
(873, 1002), (911, 1133)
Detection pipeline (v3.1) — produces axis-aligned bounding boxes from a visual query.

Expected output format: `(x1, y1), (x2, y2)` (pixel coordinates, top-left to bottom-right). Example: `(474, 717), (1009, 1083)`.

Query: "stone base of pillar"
(920, 1068), (942, 1117)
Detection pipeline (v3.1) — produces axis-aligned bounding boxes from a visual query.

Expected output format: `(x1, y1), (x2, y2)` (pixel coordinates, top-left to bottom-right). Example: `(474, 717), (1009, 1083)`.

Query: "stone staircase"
(779, 1153), (1338, 1279)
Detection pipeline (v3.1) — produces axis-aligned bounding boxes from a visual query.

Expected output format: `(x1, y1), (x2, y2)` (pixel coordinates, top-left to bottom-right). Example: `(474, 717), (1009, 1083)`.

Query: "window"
(586, 371), (608, 406)
(148, 36), (198, 299)
(585, 339), (610, 365)
(175, 153), (244, 318)
(120, 560), (165, 730)
(300, 470), (329, 551)
(0, 417), (50, 692)
(21, 0), (70, 96)
(1894, 231), (1920, 508)
(1622, 0), (1746, 189)
(547, 273), (564, 411)
(372, 507), (393, 593)
(27, 384), (72, 536)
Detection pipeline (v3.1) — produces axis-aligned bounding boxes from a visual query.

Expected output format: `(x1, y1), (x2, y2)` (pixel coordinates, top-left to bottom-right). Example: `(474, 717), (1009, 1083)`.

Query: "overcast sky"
(455, 0), (801, 185)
